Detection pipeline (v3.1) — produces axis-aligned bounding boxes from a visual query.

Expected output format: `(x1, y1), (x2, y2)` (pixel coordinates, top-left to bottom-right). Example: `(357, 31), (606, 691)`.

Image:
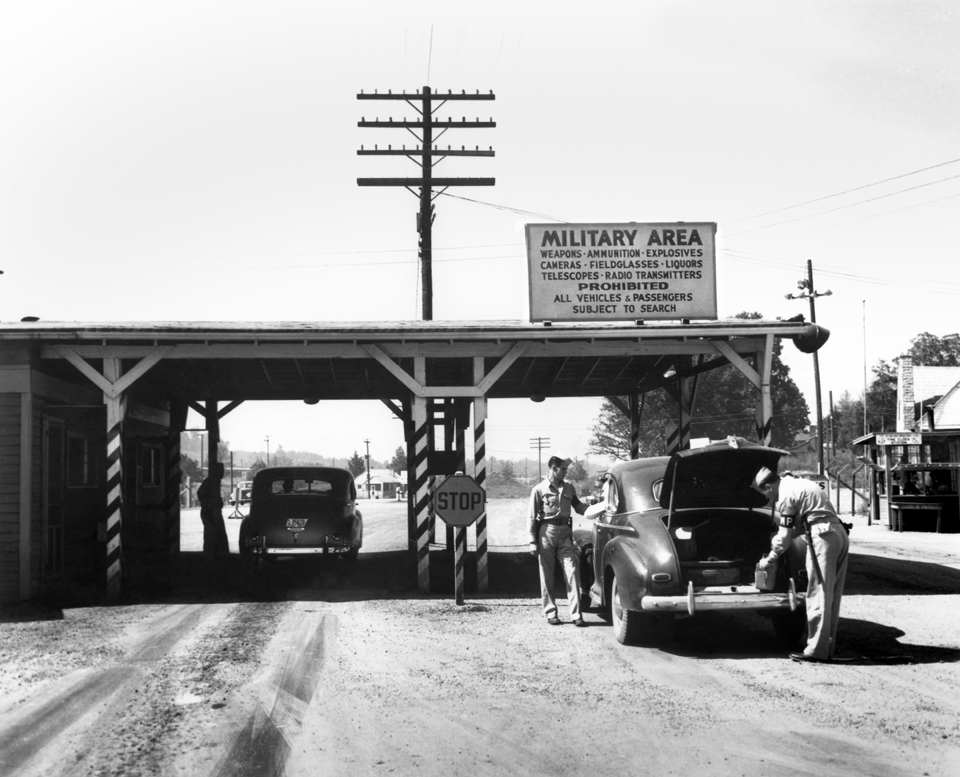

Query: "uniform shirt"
(769, 475), (840, 558)
(528, 478), (584, 540)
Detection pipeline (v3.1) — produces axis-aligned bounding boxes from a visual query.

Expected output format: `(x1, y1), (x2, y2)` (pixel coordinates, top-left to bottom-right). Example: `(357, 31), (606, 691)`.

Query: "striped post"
(473, 391), (488, 592)
(103, 358), (125, 601)
(665, 421), (680, 455)
(755, 334), (774, 446)
(454, 526), (465, 605)
(166, 432), (181, 557)
(629, 394), (640, 460)
(412, 394), (431, 592)
(104, 397), (124, 602)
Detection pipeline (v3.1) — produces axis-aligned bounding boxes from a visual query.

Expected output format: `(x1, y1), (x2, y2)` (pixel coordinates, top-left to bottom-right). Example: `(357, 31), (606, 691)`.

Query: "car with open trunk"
(575, 437), (807, 646)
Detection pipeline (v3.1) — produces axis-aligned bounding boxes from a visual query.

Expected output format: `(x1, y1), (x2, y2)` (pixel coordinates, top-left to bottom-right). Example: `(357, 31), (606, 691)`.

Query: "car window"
(602, 477), (619, 512)
(652, 479), (663, 504)
(269, 478), (334, 495)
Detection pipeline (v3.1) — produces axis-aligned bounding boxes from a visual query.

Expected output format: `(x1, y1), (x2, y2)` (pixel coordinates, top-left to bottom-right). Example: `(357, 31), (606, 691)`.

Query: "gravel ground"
(1, 502), (958, 777)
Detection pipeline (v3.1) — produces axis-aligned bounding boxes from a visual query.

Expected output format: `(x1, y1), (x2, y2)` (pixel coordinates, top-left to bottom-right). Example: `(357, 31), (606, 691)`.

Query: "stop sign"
(434, 475), (486, 527)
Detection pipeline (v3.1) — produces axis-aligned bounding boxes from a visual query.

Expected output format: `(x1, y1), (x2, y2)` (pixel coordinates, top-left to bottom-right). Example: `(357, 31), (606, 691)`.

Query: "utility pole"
(264, 436), (270, 467)
(357, 87), (496, 320)
(530, 437), (551, 481)
(365, 438), (372, 498)
(786, 260), (832, 476)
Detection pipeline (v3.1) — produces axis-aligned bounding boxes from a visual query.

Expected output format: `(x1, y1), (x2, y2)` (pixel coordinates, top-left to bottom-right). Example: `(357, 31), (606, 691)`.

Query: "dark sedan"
(239, 467), (363, 565)
(575, 437), (807, 646)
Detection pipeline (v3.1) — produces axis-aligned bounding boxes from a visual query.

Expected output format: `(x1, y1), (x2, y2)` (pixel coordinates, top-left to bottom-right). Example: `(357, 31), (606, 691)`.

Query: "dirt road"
(1, 502), (958, 776)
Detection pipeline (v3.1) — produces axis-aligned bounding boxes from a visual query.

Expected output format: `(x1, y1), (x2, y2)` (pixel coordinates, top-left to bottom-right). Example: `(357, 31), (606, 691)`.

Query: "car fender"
(600, 536), (651, 611)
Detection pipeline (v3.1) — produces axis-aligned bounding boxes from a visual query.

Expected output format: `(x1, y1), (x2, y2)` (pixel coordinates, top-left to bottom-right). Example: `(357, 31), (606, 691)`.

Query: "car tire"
(772, 606), (807, 646)
(342, 546), (360, 562)
(610, 572), (643, 645)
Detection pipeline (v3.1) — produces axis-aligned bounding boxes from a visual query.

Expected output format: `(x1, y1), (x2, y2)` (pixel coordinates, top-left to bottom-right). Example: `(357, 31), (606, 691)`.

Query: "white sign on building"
(525, 222), (717, 323)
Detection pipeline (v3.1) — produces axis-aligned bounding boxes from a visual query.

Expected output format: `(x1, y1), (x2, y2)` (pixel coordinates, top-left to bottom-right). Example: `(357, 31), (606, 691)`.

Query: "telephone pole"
(530, 437), (551, 481)
(785, 260), (832, 476)
(357, 87), (496, 320)
(364, 438), (372, 498)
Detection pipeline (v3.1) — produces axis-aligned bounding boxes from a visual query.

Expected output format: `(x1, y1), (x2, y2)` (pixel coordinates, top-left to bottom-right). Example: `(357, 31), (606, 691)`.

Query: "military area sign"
(434, 475), (486, 527)
(525, 222), (717, 322)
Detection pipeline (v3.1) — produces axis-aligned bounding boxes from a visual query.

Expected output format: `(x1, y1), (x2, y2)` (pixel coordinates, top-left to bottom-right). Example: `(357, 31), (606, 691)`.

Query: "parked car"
(228, 480), (253, 510)
(574, 437), (807, 646)
(239, 467), (363, 565)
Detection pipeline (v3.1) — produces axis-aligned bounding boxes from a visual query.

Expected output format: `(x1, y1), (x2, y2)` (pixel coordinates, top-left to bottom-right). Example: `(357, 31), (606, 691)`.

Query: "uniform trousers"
(536, 523), (581, 621)
(803, 523), (850, 659)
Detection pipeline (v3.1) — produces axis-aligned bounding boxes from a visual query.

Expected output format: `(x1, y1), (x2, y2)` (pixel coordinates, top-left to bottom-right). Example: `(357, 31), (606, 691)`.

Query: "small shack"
(855, 358), (960, 533)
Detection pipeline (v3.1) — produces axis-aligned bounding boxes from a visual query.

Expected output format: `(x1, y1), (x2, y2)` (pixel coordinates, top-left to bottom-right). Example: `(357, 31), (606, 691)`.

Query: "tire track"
(212, 610), (337, 777)
(0, 604), (205, 775)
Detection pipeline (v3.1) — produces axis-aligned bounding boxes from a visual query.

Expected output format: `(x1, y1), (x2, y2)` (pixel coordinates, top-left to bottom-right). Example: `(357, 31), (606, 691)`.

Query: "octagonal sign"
(434, 474), (486, 527)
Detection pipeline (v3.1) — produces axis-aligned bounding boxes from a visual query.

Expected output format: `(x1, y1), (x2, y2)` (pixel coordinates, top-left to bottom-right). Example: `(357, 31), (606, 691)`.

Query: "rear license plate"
(286, 518), (308, 532)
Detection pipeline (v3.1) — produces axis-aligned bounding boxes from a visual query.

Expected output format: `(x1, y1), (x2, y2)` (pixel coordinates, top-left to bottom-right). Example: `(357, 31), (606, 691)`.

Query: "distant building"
(898, 357), (960, 432)
(355, 469), (406, 500)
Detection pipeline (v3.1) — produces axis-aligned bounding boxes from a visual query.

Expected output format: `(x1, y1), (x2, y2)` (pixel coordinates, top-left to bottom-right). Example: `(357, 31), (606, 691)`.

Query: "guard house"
(0, 317), (827, 605)
(855, 358), (960, 532)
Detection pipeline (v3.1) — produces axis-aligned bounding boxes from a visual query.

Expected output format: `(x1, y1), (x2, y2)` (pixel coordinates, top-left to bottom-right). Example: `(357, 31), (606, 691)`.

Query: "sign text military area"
(525, 222), (718, 323)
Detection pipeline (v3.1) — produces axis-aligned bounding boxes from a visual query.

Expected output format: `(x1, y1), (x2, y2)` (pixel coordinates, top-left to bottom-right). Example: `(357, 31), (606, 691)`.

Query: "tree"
(589, 312), (810, 459)
(827, 391), (865, 452)
(864, 359), (898, 434)
(567, 459), (589, 484)
(180, 454), (202, 482)
(271, 445), (294, 467)
(907, 332), (960, 366)
(347, 450), (366, 477)
(388, 446), (407, 476)
(246, 457), (268, 479)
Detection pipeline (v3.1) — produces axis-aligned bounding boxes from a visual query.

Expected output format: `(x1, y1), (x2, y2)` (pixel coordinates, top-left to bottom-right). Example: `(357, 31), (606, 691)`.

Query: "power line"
(725, 157), (960, 225)
(723, 173), (960, 238)
(720, 248), (960, 295)
(439, 190), (566, 222)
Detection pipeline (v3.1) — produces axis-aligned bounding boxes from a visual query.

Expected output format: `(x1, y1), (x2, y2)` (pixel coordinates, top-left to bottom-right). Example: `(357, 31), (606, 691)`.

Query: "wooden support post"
(103, 358), (126, 602)
(454, 525), (466, 605)
(755, 334), (774, 446)
(473, 358), (489, 592)
(166, 429), (181, 558)
(413, 391), (431, 592)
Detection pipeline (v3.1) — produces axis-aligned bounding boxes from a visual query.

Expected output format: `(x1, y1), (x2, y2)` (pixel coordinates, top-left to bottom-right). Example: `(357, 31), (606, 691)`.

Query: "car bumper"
(256, 545), (356, 555)
(641, 579), (804, 616)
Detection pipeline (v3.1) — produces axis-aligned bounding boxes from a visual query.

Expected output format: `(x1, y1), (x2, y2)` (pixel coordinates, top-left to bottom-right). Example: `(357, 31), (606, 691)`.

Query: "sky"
(1, 1), (958, 467)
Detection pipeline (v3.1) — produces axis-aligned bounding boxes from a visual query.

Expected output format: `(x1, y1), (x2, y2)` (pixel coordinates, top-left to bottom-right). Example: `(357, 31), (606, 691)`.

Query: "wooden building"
(855, 357), (960, 532)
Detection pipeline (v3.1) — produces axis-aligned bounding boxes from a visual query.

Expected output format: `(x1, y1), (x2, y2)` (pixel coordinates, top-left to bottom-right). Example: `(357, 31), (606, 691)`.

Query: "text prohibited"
(434, 475), (486, 527)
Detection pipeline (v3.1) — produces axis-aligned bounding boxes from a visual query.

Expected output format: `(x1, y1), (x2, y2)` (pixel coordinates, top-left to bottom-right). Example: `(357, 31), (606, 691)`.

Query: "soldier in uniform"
(754, 467), (850, 662)
(528, 456), (588, 627)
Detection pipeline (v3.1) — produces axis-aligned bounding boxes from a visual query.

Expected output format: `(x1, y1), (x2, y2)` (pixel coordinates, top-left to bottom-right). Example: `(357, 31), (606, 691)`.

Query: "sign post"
(434, 474), (486, 605)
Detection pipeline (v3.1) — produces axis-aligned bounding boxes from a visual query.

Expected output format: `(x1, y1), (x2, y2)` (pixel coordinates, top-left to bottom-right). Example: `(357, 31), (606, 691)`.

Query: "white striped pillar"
(103, 359), (126, 601)
(629, 394), (640, 460)
(454, 525), (466, 605)
(473, 391), (488, 592)
(412, 394), (431, 592)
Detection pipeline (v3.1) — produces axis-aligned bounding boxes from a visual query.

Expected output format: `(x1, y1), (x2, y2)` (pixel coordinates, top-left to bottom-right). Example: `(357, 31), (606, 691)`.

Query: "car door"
(593, 474), (625, 577)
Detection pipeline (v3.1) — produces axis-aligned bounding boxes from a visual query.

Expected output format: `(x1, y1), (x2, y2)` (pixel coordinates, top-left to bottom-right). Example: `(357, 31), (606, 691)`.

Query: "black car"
(239, 466), (363, 565)
(575, 437), (807, 646)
